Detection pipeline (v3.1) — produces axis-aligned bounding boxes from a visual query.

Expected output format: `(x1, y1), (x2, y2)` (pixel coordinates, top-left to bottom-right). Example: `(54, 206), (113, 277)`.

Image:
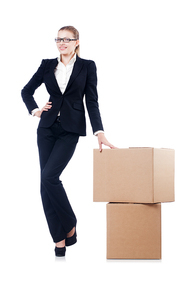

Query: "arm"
(21, 59), (46, 114)
(85, 61), (116, 151)
(85, 61), (104, 134)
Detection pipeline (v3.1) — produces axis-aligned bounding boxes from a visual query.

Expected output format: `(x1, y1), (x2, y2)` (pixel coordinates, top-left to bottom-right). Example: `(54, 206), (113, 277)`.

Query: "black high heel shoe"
(66, 229), (77, 247)
(55, 246), (66, 257)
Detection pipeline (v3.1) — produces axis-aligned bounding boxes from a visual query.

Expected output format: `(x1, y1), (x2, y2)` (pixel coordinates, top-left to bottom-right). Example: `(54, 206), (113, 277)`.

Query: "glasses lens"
(55, 38), (70, 43)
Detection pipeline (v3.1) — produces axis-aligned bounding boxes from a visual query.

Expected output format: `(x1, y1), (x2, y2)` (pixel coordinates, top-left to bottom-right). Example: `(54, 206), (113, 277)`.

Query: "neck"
(60, 52), (75, 66)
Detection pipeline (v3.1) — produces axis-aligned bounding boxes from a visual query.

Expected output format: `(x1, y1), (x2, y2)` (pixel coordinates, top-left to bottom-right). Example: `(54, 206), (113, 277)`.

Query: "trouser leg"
(37, 123), (79, 243)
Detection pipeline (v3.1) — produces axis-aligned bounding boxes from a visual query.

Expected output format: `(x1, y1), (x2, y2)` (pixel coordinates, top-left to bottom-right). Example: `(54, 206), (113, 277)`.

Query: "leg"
(38, 126), (64, 242)
(37, 123), (79, 243)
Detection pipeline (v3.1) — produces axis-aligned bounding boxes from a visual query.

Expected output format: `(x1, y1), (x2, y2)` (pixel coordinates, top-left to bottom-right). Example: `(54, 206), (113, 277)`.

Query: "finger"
(99, 141), (102, 152)
(108, 143), (118, 149)
(44, 104), (52, 110)
(111, 145), (118, 149)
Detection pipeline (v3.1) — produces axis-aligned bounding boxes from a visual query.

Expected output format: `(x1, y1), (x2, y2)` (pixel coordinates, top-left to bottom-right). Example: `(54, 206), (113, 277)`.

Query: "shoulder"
(37, 58), (58, 72)
(41, 58), (58, 65)
(77, 57), (97, 74)
(77, 56), (96, 66)
(42, 58), (58, 62)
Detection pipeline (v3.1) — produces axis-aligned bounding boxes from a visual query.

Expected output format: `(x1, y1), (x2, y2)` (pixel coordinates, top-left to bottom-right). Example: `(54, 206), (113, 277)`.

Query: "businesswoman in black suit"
(22, 26), (115, 257)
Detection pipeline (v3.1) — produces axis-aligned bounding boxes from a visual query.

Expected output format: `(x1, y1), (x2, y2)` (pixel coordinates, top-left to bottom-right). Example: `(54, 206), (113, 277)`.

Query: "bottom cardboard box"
(107, 203), (161, 259)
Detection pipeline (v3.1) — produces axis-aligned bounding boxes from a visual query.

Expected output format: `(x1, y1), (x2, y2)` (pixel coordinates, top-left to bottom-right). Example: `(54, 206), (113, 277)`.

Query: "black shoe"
(66, 230), (77, 247)
(55, 246), (66, 257)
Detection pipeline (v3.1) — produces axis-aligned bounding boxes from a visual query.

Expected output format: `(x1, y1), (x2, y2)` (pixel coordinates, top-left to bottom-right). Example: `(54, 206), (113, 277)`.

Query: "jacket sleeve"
(21, 59), (46, 114)
(84, 61), (104, 134)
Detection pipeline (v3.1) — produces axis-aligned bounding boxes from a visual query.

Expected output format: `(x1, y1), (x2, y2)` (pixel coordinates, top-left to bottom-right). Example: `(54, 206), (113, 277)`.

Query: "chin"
(61, 50), (70, 55)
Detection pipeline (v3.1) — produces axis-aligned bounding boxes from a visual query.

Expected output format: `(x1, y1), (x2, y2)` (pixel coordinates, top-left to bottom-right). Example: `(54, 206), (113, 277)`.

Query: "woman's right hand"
(35, 102), (52, 118)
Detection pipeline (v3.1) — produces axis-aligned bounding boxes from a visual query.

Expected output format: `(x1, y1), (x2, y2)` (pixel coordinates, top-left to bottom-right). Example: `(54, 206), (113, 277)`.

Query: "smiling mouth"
(59, 47), (67, 50)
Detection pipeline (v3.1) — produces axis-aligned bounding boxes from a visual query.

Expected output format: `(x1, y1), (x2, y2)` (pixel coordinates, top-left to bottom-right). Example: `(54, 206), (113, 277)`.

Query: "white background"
(0, 0), (196, 295)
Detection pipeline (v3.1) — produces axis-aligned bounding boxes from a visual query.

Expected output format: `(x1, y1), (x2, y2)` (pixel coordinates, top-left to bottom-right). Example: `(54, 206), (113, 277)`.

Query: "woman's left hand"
(97, 133), (117, 152)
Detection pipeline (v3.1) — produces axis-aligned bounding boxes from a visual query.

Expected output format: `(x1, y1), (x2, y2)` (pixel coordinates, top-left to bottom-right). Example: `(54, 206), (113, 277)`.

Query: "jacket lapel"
(64, 56), (84, 93)
(49, 58), (62, 95)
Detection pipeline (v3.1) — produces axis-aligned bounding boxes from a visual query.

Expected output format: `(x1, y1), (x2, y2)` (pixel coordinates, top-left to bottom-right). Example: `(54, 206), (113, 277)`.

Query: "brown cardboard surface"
(153, 148), (175, 202)
(93, 148), (175, 203)
(107, 203), (161, 259)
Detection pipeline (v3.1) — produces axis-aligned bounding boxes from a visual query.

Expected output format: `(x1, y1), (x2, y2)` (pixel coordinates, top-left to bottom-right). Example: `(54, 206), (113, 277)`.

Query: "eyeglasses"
(55, 38), (78, 43)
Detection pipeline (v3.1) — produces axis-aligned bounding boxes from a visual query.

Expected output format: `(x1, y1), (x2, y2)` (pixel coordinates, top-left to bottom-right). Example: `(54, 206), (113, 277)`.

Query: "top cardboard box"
(93, 148), (175, 203)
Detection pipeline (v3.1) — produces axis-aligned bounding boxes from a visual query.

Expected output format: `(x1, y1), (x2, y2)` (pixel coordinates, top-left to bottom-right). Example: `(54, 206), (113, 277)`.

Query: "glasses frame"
(55, 37), (78, 43)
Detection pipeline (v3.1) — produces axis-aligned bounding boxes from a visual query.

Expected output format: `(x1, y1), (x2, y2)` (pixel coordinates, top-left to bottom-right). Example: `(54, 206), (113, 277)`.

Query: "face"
(56, 30), (79, 56)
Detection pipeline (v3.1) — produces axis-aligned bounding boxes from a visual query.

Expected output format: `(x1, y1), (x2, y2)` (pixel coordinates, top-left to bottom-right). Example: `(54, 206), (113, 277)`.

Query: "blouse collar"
(56, 53), (77, 70)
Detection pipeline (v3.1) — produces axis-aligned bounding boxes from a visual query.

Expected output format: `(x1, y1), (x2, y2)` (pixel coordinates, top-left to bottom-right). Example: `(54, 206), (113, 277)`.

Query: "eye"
(55, 38), (61, 43)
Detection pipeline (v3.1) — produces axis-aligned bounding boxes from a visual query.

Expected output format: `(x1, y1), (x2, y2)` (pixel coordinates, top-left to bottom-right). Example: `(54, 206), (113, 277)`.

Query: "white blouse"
(55, 54), (76, 93)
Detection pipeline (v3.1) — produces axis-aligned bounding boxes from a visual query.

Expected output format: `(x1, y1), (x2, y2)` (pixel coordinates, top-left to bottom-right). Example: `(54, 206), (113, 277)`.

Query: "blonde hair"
(58, 26), (80, 56)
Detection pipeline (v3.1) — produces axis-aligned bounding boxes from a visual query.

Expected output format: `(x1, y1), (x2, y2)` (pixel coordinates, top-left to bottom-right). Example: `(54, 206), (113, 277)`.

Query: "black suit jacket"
(21, 56), (104, 136)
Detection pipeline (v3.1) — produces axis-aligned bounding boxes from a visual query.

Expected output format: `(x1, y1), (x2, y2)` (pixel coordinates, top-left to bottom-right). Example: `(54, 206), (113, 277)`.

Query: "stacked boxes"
(93, 148), (175, 259)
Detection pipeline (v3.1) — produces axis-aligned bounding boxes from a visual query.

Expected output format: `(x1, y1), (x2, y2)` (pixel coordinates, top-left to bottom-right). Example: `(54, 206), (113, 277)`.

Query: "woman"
(21, 26), (115, 257)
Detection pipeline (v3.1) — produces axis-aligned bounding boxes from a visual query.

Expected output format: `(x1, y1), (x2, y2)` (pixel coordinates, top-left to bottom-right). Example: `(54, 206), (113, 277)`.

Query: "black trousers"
(37, 118), (79, 243)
